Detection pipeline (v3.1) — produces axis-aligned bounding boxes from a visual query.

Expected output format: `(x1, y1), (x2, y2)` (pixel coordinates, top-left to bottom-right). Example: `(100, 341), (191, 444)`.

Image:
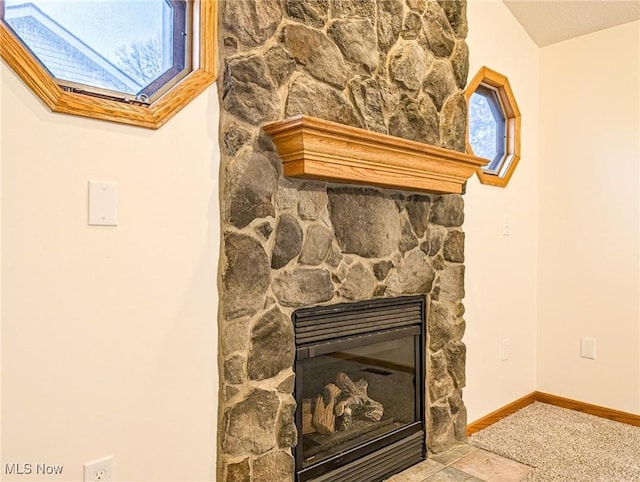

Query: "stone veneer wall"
(218, 1), (470, 480)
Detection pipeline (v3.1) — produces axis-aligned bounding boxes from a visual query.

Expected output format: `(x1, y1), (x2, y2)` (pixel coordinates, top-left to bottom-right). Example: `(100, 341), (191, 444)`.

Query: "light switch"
(89, 181), (118, 226)
(580, 337), (596, 360)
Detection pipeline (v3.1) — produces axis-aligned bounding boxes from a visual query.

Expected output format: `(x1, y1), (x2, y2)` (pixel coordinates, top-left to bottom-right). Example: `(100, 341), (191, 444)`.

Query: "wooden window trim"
(0, 0), (217, 129)
(465, 66), (521, 187)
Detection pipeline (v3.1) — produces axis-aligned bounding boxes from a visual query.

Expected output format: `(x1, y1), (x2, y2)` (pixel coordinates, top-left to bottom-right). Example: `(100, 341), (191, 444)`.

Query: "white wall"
(463, 0), (539, 423)
(537, 21), (640, 414)
(1, 63), (220, 481)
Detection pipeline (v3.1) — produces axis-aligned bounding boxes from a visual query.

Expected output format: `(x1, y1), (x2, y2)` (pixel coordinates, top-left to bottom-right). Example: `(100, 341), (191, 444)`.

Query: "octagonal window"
(0, 0), (217, 128)
(3, 0), (190, 104)
(465, 66), (521, 187)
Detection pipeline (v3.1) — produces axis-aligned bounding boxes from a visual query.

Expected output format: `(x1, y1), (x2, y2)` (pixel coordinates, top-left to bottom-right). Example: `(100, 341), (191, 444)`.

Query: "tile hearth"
(386, 444), (533, 482)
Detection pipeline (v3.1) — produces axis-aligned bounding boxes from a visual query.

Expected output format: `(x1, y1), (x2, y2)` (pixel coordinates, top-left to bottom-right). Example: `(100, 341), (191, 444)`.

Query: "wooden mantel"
(262, 115), (488, 194)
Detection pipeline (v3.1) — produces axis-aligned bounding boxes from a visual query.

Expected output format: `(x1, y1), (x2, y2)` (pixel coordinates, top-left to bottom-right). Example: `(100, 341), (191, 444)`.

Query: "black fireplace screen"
(293, 296), (426, 482)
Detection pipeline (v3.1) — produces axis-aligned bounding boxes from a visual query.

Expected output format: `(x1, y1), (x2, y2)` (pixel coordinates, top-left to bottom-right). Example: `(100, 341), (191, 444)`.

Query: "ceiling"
(502, 0), (640, 47)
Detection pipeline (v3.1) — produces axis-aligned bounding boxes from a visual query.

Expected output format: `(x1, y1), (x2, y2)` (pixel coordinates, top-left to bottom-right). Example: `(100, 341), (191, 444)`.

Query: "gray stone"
(373, 260), (393, 281)
(222, 233), (270, 320)
(429, 400), (455, 453)
(387, 250), (436, 296)
(389, 40), (427, 91)
(223, 56), (280, 125)
(424, 227), (446, 256)
(223, 149), (277, 229)
(443, 230), (465, 263)
(400, 220), (419, 253)
(405, 194), (432, 238)
(440, 0), (468, 38)
(422, 2), (456, 58)
(221, 319), (251, 355)
(328, 19), (378, 72)
(264, 45), (297, 86)
(440, 93), (467, 152)
(423, 60), (457, 112)
(428, 301), (451, 352)
(430, 195), (464, 227)
(451, 40), (469, 89)
(328, 187), (401, 258)
(285, 0), (329, 28)
(349, 76), (387, 134)
(402, 11), (423, 40)
(332, 0), (375, 18)
(223, 123), (252, 156)
(286, 75), (362, 128)
(222, 389), (279, 455)
(299, 224), (334, 266)
(247, 307), (294, 381)
(297, 186), (328, 220)
(429, 350), (455, 402)
(282, 24), (349, 89)
(224, 355), (246, 385)
(255, 221), (273, 241)
(271, 214), (303, 269)
(439, 265), (465, 301)
(223, 0), (281, 47)
(377, 0), (403, 52)
(339, 263), (376, 300)
(253, 451), (294, 482)
(277, 397), (298, 448)
(275, 181), (299, 211)
(388, 95), (439, 145)
(224, 458), (250, 482)
(273, 269), (334, 307)
(446, 340), (466, 389)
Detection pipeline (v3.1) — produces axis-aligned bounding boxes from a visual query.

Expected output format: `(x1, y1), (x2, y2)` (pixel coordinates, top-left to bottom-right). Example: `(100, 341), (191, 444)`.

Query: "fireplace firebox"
(293, 296), (427, 482)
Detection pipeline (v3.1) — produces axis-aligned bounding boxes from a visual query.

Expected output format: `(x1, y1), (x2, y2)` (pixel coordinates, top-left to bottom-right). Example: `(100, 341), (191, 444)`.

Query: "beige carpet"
(468, 402), (640, 481)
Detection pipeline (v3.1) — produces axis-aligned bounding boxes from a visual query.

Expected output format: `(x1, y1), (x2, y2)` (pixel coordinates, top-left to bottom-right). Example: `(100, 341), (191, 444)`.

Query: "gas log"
(308, 372), (384, 434)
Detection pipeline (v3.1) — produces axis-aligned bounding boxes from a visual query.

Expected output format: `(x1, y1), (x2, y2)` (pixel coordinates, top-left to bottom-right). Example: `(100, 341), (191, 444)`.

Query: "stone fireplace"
(218, 1), (472, 480)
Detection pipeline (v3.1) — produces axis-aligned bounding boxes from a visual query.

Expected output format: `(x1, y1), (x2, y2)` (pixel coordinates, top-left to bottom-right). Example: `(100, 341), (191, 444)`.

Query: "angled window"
(1, 0), (217, 128)
(465, 66), (521, 187)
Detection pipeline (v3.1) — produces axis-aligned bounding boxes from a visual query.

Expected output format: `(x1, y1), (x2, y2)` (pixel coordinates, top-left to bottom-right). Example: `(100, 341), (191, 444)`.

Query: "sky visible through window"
(4, 0), (170, 93)
(469, 92), (499, 161)
(6, 0), (163, 64)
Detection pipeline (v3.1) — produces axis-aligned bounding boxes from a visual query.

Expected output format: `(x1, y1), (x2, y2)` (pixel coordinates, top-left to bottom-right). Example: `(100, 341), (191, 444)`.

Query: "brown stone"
(253, 451), (294, 482)
(282, 24), (350, 88)
(286, 74), (362, 128)
(223, 0), (282, 47)
(222, 389), (279, 456)
(440, 93), (467, 152)
(273, 269), (334, 307)
(328, 19), (378, 72)
(285, 0), (329, 28)
(328, 187), (401, 258)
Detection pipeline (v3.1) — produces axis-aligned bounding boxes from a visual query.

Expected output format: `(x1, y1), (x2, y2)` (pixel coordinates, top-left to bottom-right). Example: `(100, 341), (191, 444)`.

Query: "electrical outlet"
(84, 456), (113, 482)
(501, 339), (510, 361)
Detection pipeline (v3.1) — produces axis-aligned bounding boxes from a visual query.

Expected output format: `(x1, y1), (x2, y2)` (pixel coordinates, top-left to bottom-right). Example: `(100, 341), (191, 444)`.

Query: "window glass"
(2, 0), (189, 102)
(469, 85), (506, 173)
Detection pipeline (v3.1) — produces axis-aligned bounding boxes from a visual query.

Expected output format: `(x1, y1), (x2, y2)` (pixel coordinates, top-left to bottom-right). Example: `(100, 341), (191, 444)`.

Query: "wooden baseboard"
(466, 392), (537, 436)
(466, 391), (640, 436)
